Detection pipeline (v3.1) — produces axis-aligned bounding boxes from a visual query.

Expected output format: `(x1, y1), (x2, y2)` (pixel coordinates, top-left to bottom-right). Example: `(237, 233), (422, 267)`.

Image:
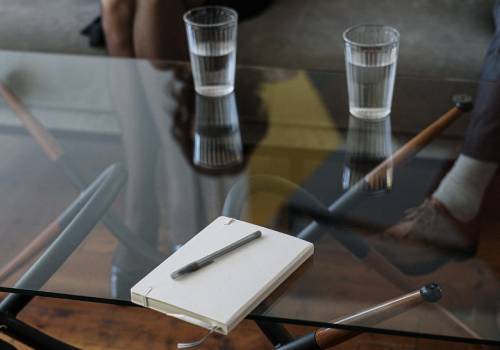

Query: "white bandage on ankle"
(433, 155), (498, 222)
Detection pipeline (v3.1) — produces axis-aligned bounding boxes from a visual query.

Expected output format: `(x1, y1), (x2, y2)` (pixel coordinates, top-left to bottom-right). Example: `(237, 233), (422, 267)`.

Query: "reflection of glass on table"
(193, 92), (243, 170)
(343, 114), (393, 193)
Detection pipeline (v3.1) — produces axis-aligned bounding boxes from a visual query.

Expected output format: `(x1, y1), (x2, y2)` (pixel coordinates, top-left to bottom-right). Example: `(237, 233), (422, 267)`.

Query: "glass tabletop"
(0, 50), (497, 346)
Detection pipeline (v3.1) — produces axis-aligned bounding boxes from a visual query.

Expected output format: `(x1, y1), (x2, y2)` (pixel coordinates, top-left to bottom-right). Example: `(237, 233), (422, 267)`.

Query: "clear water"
(191, 42), (236, 97)
(346, 57), (397, 119)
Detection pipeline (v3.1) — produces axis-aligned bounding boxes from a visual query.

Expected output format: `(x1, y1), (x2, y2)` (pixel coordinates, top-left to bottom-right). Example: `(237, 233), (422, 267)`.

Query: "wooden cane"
(364, 105), (466, 187)
(223, 96), (479, 341)
(298, 94), (473, 242)
(278, 284), (442, 349)
(316, 284), (442, 348)
(291, 99), (481, 341)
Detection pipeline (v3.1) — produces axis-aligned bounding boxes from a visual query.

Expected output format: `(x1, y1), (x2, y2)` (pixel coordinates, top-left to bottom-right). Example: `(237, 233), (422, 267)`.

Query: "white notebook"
(131, 216), (314, 335)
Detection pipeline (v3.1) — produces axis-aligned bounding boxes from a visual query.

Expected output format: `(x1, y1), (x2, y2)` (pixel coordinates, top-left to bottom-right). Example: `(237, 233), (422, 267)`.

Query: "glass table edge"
(0, 49), (481, 85)
(0, 287), (497, 346)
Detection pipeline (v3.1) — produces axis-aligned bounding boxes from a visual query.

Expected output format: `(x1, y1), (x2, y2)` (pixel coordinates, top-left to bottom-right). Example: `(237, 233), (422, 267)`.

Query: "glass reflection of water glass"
(342, 114), (393, 193)
(184, 6), (238, 97)
(193, 92), (243, 169)
(343, 25), (399, 119)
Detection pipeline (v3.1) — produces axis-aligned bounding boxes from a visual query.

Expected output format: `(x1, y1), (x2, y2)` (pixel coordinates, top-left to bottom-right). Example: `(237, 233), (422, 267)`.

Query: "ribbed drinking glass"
(343, 25), (399, 119)
(184, 6), (238, 97)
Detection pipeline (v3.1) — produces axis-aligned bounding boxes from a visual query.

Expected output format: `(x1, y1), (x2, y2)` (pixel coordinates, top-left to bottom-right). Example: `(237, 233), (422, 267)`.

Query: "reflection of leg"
(136, 64), (202, 247)
(120, 95), (160, 246)
(101, 0), (136, 57)
(108, 61), (160, 297)
(109, 61), (160, 244)
(133, 0), (188, 61)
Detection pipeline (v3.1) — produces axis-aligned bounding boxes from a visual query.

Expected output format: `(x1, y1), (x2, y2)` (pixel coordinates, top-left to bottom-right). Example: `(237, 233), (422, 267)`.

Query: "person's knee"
(102, 0), (136, 22)
(101, 0), (134, 14)
(101, 0), (135, 55)
(136, 0), (163, 8)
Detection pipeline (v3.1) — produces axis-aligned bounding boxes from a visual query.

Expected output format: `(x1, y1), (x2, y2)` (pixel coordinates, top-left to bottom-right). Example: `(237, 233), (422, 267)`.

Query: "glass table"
(0, 50), (497, 349)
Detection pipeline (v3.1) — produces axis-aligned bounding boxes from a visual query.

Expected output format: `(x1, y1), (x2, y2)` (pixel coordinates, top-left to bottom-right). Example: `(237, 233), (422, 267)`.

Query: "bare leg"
(115, 69), (160, 245)
(101, 0), (136, 57)
(133, 0), (188, 62)
(107, 59), (161, 297)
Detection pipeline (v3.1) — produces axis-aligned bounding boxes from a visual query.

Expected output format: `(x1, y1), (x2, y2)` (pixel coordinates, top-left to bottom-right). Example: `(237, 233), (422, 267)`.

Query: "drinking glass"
(184, 6), (238, 97)
(193, 92), (243, 170)
(343, 25), (399, 119)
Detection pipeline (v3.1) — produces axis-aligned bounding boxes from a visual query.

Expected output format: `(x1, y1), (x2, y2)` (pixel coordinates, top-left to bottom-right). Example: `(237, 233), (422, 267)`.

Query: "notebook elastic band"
(143, 286), (153, 307)
(177, 326), (217, 349)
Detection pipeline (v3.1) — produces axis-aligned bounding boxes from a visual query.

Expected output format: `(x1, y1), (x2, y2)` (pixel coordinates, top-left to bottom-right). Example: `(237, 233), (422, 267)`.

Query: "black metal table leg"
(255, 320), (295, 348)
(0, 313), (78, 350)
(0, 163), (126, 349)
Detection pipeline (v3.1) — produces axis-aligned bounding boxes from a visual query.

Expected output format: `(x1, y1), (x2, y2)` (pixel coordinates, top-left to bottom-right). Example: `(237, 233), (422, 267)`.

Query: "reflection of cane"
(0, 82), (166, 282)
(278, 284), (442, 349)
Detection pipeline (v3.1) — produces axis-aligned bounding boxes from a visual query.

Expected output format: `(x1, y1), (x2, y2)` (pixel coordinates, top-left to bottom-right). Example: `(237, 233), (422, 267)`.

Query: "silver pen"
(171, 230), (262, 279)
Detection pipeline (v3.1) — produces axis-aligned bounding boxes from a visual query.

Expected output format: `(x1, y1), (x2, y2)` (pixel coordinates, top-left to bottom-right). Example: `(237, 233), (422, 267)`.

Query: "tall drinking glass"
(343, 25), (399, 119)
(184, 6), (238, 97)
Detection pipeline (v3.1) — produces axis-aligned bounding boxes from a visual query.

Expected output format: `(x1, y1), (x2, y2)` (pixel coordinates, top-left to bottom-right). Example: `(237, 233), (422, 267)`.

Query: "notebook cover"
(130, 216), (314, 334)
